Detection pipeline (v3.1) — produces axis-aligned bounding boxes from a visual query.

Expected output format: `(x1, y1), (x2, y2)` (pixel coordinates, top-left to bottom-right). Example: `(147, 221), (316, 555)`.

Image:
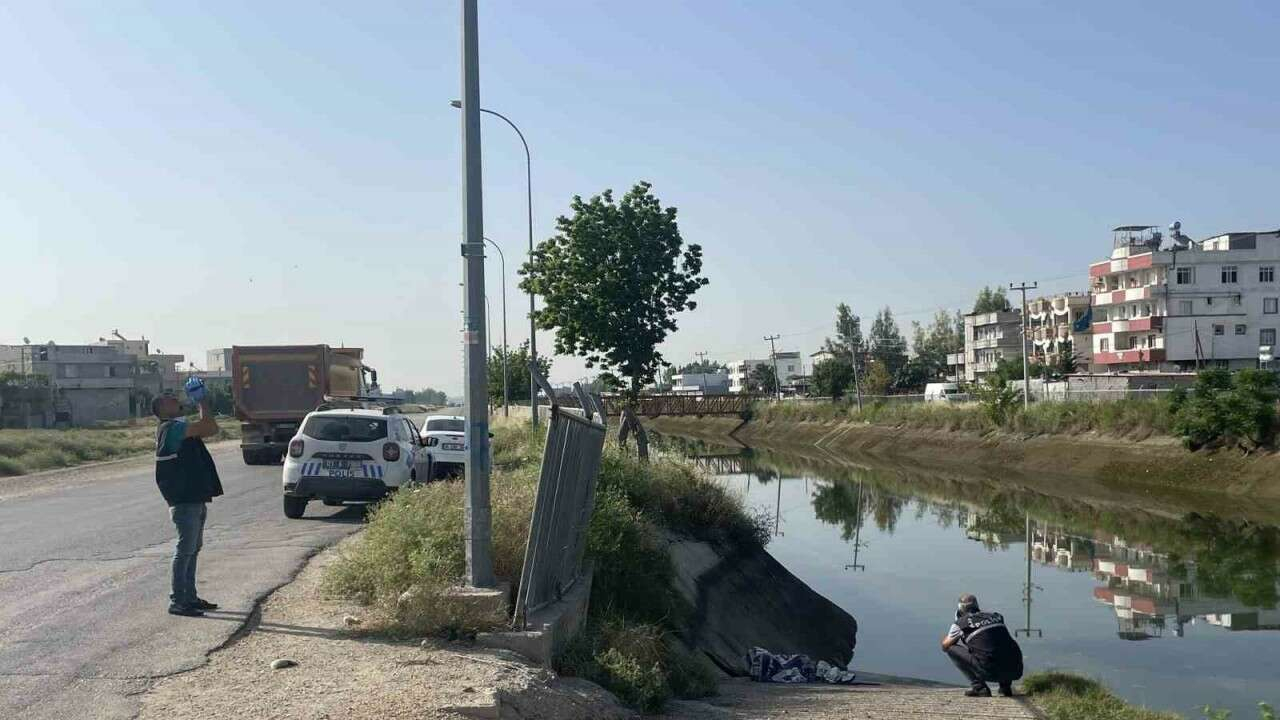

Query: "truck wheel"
(243, 449), (262, 465)
(283, 496), (307, 519)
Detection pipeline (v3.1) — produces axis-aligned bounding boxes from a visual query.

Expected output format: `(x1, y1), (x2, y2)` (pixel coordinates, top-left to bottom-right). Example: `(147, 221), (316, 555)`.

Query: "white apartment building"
(728, 352), (803, 393)
(963, 311), (1022, 382)
(1026, 292), (1094, 372)
(670, 371), (729, 395)
(1089, 225), (1280, 372)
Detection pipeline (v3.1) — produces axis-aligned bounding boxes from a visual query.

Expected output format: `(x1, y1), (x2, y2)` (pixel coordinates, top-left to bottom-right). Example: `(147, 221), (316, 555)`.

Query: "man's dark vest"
(155, 420), (224, 507)
(956, 611), (1023, 678)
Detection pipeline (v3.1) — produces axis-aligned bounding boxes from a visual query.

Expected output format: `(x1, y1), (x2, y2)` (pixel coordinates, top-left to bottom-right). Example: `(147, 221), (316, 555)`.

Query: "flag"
(1072, 305), (1093, 333)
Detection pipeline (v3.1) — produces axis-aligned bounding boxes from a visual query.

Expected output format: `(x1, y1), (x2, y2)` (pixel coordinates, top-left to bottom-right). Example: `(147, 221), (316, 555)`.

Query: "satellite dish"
(1170, 221), (1181, 232)
(22, 336), (30, 344)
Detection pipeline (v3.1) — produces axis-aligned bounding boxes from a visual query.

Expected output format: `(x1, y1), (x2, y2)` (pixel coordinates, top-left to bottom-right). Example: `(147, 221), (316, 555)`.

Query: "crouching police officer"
(941, 593), (1024, 697)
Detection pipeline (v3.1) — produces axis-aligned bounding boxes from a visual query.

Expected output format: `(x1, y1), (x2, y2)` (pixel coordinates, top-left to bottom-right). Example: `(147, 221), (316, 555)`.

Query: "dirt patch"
(135, 535), (631, 720)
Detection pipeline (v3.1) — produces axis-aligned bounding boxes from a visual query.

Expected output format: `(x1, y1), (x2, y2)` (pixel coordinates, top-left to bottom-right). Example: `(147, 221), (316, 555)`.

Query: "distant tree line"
(390, 387), (449, 406)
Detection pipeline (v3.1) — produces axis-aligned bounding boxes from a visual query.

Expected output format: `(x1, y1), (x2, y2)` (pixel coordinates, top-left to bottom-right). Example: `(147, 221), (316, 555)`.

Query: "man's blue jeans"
(169, 502), (207, 607)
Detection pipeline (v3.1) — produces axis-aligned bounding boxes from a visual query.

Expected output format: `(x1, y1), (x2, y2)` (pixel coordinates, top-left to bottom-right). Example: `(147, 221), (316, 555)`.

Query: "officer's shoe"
(965, 685), (992, 697)
(998, 683), (1014, 697)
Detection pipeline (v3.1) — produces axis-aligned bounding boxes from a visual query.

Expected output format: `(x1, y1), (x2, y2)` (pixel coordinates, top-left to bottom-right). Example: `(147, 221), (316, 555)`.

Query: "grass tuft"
(1023, 671), (1181, 720)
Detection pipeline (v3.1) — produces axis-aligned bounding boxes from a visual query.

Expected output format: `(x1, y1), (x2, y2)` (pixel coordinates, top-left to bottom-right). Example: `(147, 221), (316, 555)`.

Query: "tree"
(824, 303), (865, 364)
(868, 307), (907, 380)
(910, 309), (964, 382)
(972, 286), (1012, 313)
(812, 357), (855, 398)
(486, 341), (552, 405)
(520, 182), (708, 400)
(861, 361), (892, 396)
(973, 373), (1019, 426)
(391, 387), (449, 405)
(678, 359), (727, 374)
(747, 363), (778, 395)
(1056, 339), (1079, 376)
(892, 357), (931, 392)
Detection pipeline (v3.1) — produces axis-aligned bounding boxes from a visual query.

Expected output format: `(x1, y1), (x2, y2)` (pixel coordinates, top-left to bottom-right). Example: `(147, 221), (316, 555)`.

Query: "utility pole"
(764, 335), (783, 401)
(1010, 282), (1037, 409)
(850, 345), (863, 411)
(459, 0), (494, 588)
(1016, 513), (1043, 638)
(694, 350), (708, 366)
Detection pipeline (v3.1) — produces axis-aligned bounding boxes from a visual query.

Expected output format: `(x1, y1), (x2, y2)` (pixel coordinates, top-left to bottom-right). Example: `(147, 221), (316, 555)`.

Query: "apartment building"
(1089, 225), (1280, 371)
(728, 351), (803, 394)
(963, 311), (1022, 382)
(670, 371), (729, 395)
(1026, 292), (1093, 371)
(0, 343), (137, 425)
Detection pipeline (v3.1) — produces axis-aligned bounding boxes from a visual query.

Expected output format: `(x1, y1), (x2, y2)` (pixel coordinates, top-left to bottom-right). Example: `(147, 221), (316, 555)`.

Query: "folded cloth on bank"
(746, 647), (857, 684)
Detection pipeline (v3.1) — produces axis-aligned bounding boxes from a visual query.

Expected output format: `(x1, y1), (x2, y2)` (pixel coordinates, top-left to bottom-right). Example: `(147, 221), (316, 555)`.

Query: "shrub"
(1171, 369), (1278, 450)
(973, 375), (1019, 427)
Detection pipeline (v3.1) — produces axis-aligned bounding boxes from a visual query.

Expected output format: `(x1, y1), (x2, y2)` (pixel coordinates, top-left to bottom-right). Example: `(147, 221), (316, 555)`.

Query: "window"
(107, 365), (118, 377)
(1236, 324), (1248, 335)
(1233, 295), (1243, 307)
(63, 364), (79, 378)
(1222, 265), (1239, 283)
(1263, 266), (1276, 283)
(1263, 329), (1277, 346)
(426, 418), (466, 432)
(1178, 300), (1193, 315)
(1206, 296), (1214, 307)
(1100, 338), (1110, 352)
(1213, 324), (1225, 336)
(1176, 267), (1195, 284)
(1127, 336), (1138, 350)
(1265, 298), (1278, 314)
(1147, 334), (1157, 348)
(1216, 359), (1230, 369)
(301, 416), (388, 442)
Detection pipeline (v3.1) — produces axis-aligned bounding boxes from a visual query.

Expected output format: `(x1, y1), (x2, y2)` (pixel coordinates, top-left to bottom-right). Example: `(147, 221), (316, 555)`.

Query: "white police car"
(419, 414), (467, 478)
(281, 408), (430, 518)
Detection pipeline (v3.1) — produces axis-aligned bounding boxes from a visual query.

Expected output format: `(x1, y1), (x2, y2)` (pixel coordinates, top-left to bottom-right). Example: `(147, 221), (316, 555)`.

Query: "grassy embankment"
(0, 417), (241, 477)
(323, 417), (768, 713)
(1024, 671), (1275, 720)
(755, 397), (1173, 440)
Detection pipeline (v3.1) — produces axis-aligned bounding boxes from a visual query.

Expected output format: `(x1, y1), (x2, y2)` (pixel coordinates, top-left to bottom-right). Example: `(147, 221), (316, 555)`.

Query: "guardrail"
(514, 367), (607, 628)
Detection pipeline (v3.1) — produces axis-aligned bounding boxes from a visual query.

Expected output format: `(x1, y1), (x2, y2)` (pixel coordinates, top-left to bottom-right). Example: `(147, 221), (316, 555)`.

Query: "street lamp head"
(450, 100), (462, 108)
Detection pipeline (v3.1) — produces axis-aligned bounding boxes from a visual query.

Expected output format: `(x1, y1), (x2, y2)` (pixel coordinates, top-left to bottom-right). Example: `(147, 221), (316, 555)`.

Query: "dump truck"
(231, 345), (374, 465)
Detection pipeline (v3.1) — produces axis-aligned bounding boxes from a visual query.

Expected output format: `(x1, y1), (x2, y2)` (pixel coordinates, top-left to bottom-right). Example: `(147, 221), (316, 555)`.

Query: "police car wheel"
(283, 496), (307, 519)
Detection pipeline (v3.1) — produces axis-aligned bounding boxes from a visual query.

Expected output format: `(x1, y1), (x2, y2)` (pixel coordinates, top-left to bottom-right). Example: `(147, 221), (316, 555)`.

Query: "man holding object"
(153, 377), (223, 617)
(941, 593), (1023, 697)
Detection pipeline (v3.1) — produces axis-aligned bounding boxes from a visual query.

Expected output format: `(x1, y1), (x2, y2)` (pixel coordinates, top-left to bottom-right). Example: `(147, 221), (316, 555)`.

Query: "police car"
(419, 414), (467, 478)
(281, 407), (430, 518)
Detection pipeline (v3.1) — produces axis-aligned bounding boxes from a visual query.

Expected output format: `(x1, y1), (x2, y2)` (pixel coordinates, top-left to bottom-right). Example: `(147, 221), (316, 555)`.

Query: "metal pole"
(1010, 282), (1037, 410)
(850, 345), (863, 411)
(460, 0), (494, 588)
(484, 237), (509, 417)
(764, 334), (783, 401)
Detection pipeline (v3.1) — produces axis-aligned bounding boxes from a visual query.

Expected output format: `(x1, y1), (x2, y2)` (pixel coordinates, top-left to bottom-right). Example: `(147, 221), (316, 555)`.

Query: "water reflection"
(662, 433), (1280, 716)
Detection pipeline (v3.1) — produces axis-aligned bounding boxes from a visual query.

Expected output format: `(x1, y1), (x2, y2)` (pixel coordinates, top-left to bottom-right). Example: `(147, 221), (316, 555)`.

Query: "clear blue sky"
(4, 1), (1279, 393)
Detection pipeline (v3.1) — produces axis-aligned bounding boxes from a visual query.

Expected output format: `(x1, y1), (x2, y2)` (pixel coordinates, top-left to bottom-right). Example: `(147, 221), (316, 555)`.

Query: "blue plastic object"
(184, 376), (207, 403)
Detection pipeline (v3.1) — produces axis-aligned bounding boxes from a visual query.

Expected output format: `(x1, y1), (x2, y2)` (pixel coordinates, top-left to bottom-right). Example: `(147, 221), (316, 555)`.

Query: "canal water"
(659, 435), (1280, 718)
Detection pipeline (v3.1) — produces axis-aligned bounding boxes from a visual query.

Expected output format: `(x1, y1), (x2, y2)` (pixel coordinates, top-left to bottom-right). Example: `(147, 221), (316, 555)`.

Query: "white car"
(420, 414), (467, 478)
(281, 408), (431, 518)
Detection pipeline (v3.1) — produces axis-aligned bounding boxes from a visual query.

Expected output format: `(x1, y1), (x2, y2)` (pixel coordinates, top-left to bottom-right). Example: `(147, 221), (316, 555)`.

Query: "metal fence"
(514, 369), (607, 628)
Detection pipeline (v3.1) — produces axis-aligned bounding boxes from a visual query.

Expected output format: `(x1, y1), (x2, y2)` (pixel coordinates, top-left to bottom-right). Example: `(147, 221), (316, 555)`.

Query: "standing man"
(153, 377), (223, 617)
(941, 593), (1024, 697)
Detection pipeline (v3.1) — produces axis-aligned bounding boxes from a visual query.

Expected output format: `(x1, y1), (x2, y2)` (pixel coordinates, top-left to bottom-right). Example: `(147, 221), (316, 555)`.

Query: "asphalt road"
(0, 441), (368, 720)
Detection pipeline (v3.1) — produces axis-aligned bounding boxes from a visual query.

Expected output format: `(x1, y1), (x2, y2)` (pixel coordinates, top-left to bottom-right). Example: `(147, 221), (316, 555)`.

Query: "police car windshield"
(426, 418), (465, 432)
(303, 416), (388, 442)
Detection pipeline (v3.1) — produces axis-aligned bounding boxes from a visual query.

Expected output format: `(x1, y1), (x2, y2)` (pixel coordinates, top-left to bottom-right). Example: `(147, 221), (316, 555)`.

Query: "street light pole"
(484, 237), (509, 417)
(1010, 281), (1038, 410)
(450, 100), (537, 427)
(459, 0), (494, 588)
(764, 334), (783, 402)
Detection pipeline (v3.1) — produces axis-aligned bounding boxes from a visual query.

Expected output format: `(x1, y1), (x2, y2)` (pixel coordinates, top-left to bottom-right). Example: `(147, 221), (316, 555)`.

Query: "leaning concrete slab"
(477, 570), (592, 667)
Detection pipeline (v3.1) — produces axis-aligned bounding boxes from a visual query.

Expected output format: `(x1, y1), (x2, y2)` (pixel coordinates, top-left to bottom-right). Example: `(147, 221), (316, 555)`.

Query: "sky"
(4, 1), (1280, 394)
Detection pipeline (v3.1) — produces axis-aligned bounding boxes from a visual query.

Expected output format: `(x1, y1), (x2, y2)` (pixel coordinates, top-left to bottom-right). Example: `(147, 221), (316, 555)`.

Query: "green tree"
(1056, 339), (1079, 376)
(391, 387), (449, 405)
(972, 286), (1012, 313)
(892, 357), (931, 392)
(486, 341), (552, 405)
(910, 309), (965, 381)
(973, 373), (1019, 426)
(520, 182), (708, 401)
(1171, 368), (1279, 450)
(678, 359), (727, 374)
(812, 357), (855, 398)
(868, 307), (907, 380)
(861, 361), (892, 396)
(747, 363), (777, 394)
(824, 303), (865, 364)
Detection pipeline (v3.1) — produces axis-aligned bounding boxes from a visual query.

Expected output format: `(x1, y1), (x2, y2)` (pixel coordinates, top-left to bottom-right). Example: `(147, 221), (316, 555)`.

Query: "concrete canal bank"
(646, 415), (1280, 513)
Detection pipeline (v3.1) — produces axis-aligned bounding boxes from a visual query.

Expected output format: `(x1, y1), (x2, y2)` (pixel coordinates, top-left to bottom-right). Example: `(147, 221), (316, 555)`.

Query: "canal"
(659, 434), (1280, 718)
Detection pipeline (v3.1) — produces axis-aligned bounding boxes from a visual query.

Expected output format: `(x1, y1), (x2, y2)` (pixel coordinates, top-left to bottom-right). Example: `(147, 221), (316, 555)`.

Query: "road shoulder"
(134, 534), (632, 720)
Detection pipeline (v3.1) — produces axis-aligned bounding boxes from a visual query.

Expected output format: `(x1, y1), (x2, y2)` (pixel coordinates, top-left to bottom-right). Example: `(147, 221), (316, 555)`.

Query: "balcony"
(971, 336), (1011, 350)
(1094, 349), (1166, 365)
(1091, 286), (1153, 306)
(1093, 316), (1163, 334)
